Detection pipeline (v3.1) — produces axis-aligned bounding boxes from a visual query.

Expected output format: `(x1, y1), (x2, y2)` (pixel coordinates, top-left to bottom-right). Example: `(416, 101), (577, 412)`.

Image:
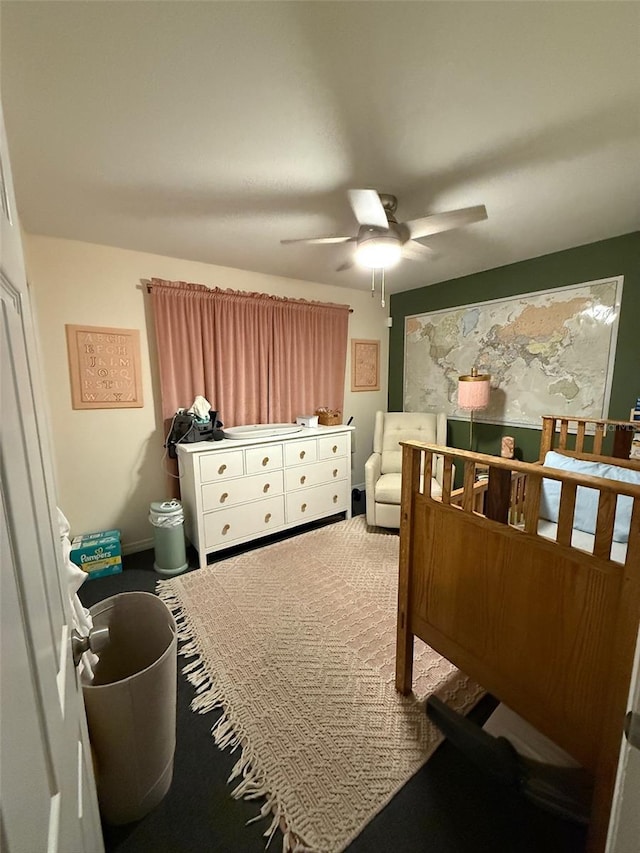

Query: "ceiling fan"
(281, 189), (488, 272)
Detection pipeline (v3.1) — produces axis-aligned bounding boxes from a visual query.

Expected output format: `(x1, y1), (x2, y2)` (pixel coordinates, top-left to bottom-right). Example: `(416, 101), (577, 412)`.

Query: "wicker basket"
(315, 408), (342, 426)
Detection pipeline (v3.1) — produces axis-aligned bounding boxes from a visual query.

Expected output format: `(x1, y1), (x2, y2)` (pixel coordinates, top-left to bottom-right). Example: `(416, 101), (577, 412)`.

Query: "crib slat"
(594, 491), (616, 560)
(509, 473), (527, 525)
(593, 423), (604, 456)
(625, 497), (640, 568)
(540, 417), (555, 457)
(559, 419), (569, 450)
(524, 474), (542, 534)
(423, 451), (433, 497)
(576, 421), (586, 454)
(463, 460), (475, 513)
(557, 481), (577, 546)
(441, 457), (453, 505)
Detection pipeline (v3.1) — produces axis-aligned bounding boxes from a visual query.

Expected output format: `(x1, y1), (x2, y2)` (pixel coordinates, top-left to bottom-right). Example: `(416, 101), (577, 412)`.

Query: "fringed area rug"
(157, 516), (482, 853)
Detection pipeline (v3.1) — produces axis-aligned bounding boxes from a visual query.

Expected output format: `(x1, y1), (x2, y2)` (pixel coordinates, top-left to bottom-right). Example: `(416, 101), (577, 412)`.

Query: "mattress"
(535, 518), (627, 564)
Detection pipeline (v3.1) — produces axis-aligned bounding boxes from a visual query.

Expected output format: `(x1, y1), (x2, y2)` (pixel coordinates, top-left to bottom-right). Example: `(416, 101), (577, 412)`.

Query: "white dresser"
(177, 424), (354, 568)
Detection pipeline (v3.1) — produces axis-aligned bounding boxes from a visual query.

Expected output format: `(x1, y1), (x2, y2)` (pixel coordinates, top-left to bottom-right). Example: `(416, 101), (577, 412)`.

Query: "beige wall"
(24, 234), (389, 552)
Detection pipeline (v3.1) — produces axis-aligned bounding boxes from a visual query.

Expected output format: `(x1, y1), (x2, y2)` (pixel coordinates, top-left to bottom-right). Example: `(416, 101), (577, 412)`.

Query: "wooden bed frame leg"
(395, 609), (414, 695)
(586, 775), (615, 853)
(395, 444), (420, 695)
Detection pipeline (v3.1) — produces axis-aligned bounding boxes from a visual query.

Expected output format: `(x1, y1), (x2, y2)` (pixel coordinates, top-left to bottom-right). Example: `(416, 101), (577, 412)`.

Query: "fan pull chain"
(370, 269), (386, 308)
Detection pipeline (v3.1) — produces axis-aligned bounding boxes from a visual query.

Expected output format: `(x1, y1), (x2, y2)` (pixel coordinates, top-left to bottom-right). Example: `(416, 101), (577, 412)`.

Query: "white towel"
(57, 508), (97, 680)
(187, 395), (212, 421)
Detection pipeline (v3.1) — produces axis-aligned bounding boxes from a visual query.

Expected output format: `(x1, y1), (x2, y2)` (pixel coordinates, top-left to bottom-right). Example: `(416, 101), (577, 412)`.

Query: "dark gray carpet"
(78, 507), (586, 853)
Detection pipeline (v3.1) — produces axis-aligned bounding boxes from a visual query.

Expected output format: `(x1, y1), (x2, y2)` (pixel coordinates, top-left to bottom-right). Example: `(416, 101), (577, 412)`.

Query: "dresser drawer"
(245, 444), (283, 474)
(199, 450), (244, 483)
(204, 496), (285, 548)
(202, 470), (284, 511)
(318, 434), (349, 460)
(284, 457), (348, 491)
(285, 480), (349, 524)
(284, 439), (318, 467)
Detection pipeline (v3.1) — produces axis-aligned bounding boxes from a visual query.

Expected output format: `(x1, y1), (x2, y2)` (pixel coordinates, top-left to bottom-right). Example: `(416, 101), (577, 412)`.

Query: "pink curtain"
(269, 298), (349, 422)
(151, 279), (349, 427)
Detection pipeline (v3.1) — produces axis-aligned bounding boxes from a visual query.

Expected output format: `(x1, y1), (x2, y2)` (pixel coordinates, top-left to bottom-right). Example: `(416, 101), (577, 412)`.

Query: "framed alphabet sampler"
(351, 339), (380, 392)
(66, 324), (144, 409)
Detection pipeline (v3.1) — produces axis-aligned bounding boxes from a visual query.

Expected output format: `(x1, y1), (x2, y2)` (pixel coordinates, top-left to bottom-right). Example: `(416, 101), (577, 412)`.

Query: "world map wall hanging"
(403, 276), (623, 428)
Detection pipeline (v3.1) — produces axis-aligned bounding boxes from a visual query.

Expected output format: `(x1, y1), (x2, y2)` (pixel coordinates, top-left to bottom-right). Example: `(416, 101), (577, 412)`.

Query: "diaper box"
(70, 529), (123, 580)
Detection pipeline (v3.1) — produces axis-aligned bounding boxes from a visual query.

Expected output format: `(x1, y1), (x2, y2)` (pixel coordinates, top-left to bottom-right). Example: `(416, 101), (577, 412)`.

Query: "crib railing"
(540, 414), (637, 465)
(403, 442), (640, 565)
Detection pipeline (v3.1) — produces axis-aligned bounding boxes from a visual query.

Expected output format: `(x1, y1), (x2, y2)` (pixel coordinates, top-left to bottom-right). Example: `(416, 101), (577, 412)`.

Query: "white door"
(607, 625), (640, 852)
(0, 106), (104, 852)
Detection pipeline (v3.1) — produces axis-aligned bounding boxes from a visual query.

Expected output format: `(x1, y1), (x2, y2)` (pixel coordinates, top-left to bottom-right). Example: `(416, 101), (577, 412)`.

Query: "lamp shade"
(458, 369), (491, 411)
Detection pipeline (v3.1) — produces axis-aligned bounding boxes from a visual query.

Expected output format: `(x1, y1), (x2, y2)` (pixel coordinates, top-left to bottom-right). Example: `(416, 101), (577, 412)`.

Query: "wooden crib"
(394, 416), (640, 852)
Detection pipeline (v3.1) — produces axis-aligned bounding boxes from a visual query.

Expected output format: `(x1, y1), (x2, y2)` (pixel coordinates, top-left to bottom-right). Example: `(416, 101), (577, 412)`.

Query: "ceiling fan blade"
(336, 260), (354, 272)
(347, 189), (389, 229)
(281, 235), (355, 245)
(402, 240), (435, 260)
(405, 205), (488, 240)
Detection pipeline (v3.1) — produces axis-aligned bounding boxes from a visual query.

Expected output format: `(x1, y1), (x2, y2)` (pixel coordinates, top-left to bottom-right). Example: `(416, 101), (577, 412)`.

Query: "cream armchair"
(365, 411), (448, 529)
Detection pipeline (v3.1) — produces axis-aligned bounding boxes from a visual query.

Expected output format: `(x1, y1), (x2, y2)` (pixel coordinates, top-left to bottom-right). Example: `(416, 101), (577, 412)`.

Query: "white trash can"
(82, 592), (177, 825)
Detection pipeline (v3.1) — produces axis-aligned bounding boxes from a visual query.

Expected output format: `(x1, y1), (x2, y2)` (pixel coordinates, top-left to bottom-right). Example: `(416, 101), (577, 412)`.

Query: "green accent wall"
(389, 232), (640, 462)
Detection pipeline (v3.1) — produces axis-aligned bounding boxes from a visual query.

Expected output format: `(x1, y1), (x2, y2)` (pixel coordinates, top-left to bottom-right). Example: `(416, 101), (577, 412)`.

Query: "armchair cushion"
(375, 472), (443, 504)
(377, 412), (446, 474)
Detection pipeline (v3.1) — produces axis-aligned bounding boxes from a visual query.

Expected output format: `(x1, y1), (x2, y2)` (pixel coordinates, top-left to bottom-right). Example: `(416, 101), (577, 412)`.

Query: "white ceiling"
(2, 1), (639, 295)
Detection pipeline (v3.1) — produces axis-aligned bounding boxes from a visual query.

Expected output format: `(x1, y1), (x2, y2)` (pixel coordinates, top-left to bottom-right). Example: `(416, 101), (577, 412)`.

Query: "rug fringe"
(157, 579), (314, 852)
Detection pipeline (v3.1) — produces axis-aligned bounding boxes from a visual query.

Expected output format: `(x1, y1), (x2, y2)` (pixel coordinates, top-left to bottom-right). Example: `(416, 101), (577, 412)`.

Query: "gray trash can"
(149, 499), (188, 576)
(81, 592), (177, 825)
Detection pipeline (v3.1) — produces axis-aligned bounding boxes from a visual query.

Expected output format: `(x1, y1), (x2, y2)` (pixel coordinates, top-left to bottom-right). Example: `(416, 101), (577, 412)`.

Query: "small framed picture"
(351, 339), (380, 392)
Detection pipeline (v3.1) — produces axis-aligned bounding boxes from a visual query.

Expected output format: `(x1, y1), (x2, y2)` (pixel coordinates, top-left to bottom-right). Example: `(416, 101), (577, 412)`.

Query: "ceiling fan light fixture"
(281, 189), (488, 277)
(355, 234), (402, 270)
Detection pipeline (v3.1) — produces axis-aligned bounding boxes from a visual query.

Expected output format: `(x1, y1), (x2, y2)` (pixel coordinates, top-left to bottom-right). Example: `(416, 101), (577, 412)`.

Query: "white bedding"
(535, 518), (627, 565)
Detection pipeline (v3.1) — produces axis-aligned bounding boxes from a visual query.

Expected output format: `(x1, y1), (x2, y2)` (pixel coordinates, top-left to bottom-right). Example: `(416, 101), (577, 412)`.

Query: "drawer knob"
(218, 463), (227, 475)
(333, 468), (338, 478)
(333, 494), (338, 503)
(299, 450), (306, 459)
(222, 524), (231, 535)
(264, 512), (272, 523)
(300, 475), (306, 485)
(262, 456), (269, 467)
(263, 483), (270, 493)
(332, 445), (338, 453)
(301, 503), (307, 513)
(220, 492), (229, 503)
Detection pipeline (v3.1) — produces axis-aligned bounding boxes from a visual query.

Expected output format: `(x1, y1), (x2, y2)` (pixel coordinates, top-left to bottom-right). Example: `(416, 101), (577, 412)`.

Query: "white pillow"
(539, 451), (640, 544)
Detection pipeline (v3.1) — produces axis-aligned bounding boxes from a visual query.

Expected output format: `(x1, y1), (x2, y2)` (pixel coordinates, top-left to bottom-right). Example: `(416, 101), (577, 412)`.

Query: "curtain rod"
(142, 279), (353, 312)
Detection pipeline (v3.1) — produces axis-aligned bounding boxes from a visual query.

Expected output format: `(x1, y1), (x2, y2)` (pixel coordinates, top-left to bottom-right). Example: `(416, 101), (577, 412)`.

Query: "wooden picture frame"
(66, 324), (144, 409)
(351, 339), (380, 392)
